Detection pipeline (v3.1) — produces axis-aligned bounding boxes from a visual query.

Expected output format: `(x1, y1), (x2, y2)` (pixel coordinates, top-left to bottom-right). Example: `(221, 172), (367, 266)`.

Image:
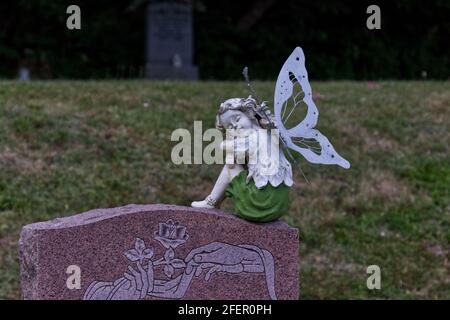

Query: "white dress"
(232, 129), (293, 189)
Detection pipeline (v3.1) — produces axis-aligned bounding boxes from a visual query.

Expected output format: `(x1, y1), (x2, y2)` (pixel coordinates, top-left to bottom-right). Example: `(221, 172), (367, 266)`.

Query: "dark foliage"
(0, 0), (448, 79)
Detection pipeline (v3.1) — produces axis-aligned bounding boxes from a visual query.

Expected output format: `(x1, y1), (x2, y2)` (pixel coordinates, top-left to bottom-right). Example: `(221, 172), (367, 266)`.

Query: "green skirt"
(226, 170), (290, 222)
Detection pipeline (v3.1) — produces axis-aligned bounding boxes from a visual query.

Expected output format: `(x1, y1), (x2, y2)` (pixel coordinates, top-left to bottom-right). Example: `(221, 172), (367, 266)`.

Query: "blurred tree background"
(0, 0), (448, 80)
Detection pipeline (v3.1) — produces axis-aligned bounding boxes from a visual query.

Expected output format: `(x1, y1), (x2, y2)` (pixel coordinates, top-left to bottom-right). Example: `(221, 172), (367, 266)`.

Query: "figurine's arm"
(221, 135), (252, 167)
(191, 134), (248, 209)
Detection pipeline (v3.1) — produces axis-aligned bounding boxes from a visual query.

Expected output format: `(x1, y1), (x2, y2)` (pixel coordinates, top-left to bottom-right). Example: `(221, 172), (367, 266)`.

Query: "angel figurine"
(191, 47), (350, 222)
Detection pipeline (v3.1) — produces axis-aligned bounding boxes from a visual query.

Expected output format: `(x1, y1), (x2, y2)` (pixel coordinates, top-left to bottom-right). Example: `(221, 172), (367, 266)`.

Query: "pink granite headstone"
(18, 204), (299, 300)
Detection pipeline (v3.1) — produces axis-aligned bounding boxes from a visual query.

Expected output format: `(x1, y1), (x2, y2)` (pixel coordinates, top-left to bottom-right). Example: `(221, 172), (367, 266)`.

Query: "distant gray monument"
(145, 0), (198, 80)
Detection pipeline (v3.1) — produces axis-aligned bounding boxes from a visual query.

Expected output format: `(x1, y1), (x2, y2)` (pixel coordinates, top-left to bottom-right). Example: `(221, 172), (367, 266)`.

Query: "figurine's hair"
(216, 96), (271, 131)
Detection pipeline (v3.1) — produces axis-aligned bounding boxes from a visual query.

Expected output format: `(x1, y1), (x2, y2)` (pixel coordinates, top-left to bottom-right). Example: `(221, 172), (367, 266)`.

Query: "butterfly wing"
(274, 47), (350, 169)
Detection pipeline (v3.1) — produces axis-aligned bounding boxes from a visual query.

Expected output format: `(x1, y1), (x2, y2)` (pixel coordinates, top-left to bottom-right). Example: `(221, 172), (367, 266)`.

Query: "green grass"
(0, 80), (449, 299)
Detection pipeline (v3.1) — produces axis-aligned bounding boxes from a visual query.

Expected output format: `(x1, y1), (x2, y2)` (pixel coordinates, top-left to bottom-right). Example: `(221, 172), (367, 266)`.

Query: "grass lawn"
(0, 80), (448, 299)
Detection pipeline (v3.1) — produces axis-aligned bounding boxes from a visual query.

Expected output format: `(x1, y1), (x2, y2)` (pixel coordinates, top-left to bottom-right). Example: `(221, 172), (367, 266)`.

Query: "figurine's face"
(219, 110), (254, 130)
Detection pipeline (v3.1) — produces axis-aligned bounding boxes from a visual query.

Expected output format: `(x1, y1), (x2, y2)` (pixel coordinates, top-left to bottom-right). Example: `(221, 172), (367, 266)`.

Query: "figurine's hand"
(222, 140), (236, 167)
(221, 140), (235, 152)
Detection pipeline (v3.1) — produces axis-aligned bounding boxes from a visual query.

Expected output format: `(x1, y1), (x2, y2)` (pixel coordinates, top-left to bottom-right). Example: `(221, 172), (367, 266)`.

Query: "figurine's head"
(216, 96), (271, 131)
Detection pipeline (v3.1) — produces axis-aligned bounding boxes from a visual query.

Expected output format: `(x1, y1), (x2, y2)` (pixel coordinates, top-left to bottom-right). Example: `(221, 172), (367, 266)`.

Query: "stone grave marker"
(19, 204), (299, 300)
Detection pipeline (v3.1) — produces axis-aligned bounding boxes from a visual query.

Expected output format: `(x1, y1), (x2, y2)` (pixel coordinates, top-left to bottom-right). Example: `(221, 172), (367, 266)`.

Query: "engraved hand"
(123, 261), (154, 299)
(184, 242), (264, 281)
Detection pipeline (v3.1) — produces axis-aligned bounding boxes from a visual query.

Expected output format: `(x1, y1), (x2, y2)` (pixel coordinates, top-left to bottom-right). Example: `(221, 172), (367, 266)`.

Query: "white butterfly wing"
(274, 47), (350, 169)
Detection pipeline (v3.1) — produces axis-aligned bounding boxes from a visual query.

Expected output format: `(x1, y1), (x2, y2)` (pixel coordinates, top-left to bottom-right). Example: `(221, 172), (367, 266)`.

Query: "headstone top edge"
(20, 204), (296, 232)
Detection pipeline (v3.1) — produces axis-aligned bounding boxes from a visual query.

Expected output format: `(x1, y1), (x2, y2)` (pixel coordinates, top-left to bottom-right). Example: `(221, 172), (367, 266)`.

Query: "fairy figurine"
(192, 47), (350, 222)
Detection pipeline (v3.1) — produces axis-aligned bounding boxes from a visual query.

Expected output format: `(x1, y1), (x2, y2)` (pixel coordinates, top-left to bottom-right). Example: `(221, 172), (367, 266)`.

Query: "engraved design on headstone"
(83, 219), (277, 300)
